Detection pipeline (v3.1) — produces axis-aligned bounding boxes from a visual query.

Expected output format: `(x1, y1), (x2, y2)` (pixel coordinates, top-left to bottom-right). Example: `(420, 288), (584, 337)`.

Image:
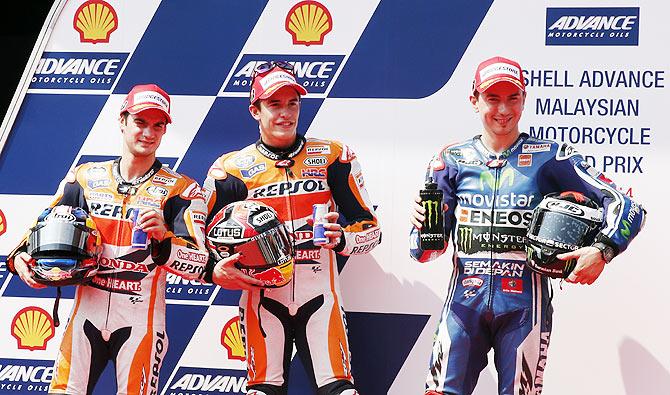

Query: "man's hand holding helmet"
(557, 246), (607, 285)
(12, 252), (46, 289)
(525, 191), (609, 283)
(9, 205), (101, 288)
(206, 200), (294, 290)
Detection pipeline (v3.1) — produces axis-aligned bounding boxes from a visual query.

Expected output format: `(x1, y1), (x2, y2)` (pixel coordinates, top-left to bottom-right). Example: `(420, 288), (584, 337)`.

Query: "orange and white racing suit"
(7, 158), (209, 395)
(203, 136), (381, 394)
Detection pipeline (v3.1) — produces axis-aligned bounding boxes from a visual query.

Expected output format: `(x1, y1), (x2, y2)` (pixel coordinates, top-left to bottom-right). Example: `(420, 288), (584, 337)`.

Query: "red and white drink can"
(312, 204), (329, 246)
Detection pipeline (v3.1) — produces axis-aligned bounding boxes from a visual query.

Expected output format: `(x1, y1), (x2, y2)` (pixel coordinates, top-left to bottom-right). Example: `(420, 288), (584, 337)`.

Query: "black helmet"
(26, 205), (101, 286)
(525, 191), (603, 278)
(206, 200), (293, 288)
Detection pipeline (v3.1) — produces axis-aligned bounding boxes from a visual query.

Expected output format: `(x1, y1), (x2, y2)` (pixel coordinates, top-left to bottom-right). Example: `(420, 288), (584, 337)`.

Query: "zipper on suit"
(487, 166), (500, 310)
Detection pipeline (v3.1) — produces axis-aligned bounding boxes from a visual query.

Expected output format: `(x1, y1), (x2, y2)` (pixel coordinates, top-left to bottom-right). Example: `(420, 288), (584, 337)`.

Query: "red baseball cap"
(472, 56), (525, 94)
(120, 84), (172, 123)
(250, 67), (308, 104)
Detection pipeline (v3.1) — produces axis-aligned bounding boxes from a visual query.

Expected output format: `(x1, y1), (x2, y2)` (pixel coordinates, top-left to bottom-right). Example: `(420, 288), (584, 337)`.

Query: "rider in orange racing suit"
(203, 63), (381, 395)
(7, 84), (209, 395)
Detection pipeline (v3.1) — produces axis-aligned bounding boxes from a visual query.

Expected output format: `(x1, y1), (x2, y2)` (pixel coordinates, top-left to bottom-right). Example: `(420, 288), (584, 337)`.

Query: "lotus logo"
(285, 1), (333, 46)
(73, 0), (119, 44)
(11, 306), (55, 351)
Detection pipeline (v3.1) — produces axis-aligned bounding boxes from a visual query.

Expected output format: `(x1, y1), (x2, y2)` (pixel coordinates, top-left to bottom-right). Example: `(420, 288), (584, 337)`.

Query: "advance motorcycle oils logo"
(546, 7), (639, 46)
(164, 367), (247, 395)
(223, 55), (344, 95)
(30, 52), (129, 90)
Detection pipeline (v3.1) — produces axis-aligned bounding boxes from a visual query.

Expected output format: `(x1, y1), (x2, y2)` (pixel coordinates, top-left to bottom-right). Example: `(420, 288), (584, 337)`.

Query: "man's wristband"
(593, 242), (615, 263)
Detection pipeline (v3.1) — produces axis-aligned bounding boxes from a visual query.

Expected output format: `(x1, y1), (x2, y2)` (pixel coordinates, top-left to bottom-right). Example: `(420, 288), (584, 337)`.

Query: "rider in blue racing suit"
(409, 56), (646, 395)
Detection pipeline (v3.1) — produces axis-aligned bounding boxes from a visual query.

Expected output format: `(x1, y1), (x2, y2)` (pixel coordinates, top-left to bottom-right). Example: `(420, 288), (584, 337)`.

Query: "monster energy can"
(419, 178), (445, 250)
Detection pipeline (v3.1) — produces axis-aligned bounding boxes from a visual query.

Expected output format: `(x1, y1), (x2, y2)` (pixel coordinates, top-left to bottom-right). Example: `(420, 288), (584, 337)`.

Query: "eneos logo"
(0, 208), (6, 237)
(73, 0), (119, 44)
(546, 7), (639, 46)
(11, 306), (55, 351)
(285, 1), (333, 46)
(221, 316), (245, 361)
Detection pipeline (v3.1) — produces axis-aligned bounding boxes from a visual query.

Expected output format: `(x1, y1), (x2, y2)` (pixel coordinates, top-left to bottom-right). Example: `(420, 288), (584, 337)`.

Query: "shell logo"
(285, 1), (333, 46)
(73, 0), (119, 44)
(11, 306), (55, 351)
(220, 316), (246, 361)
(0, 209), (6, 237)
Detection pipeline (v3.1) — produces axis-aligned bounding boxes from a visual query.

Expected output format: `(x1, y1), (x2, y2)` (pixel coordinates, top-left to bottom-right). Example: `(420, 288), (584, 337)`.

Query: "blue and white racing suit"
(409, 133), (645, 395)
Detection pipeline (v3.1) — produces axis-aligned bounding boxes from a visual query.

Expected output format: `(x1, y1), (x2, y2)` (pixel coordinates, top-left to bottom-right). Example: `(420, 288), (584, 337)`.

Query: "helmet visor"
(237, 226), (293, 268)
(529, 211), (592, 246)
(28, 221), (93, 258)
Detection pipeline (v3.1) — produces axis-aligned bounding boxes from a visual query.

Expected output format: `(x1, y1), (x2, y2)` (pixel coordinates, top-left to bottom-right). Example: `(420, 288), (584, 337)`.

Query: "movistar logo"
(620, 220), (631, 239)
(479, 168), (515, 191)
(422, 200), (440, 227)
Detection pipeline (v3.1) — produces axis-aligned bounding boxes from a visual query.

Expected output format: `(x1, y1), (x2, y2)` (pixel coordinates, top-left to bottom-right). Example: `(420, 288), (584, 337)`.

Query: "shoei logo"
(73, 0), (119, 44)
(11, 307), (55, 351)
(546, 7), (640, 46)
(30, 52), (129, 90)
(221, 316), (246, 361)
(0, 209), (6, 236)
(224, 55), (344, 95)
(285, 1), (333, 46)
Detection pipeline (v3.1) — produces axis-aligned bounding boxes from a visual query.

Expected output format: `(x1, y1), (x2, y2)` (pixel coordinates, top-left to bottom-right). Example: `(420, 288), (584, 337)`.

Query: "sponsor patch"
(233, 154), (256, 168)
(301, 168), (326, 178)
(304, 156), (328, 167)
(518, 154), (533, 167)
(147, 185), (169, 197)
(87, 179), (110, 189)
(306, 145), (331, 155)
(153, 175), (177, 186)
(296, 249), (321, 261)
(462, 276), (484, 288)
(522, 143), (551, 153)
(241, 163), (267, 179)
(502, 278), (523, 294)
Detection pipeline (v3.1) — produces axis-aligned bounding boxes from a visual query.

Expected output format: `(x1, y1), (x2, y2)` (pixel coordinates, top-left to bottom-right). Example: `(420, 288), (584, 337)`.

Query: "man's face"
(249, 86), (300, 149)
(120, 108), (167, 158)
(470, 81), (525, 137)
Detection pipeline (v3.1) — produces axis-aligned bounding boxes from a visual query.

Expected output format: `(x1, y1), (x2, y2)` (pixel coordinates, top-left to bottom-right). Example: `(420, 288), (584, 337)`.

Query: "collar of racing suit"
(255, 135), (306, 160)
(112, 157), (162, 195)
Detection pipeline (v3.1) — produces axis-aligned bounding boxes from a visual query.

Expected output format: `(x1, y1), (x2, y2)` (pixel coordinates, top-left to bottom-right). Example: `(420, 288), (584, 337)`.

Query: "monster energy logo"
(479, 168), (515, 191)
(459, 226), (473, 251)
(620, 220), (631, 239)
(422, 200), (440, 227)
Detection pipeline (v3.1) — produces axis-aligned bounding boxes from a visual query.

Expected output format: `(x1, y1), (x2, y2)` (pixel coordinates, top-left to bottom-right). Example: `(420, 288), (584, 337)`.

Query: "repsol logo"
(250, 179), (326, 198)
(89, 202), (126, 219)
(150, 331), (166, 394)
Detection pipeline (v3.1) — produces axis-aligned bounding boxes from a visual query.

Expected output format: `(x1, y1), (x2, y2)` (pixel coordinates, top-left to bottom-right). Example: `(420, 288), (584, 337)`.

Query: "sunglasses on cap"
(252, 60), (294, 80)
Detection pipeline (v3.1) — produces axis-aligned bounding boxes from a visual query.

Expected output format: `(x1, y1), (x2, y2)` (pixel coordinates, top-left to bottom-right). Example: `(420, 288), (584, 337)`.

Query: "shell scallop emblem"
(11, 307), (55, 351)
(73, 0), (119, 44)
(0, 209), (6, 237)
(221, 316), (246, 361)
(285, 1), (333, 46)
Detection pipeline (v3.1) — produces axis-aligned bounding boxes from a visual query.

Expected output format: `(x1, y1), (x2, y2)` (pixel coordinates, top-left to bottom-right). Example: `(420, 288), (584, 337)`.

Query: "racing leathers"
(203, 136), (381, 394)
(409, 134), (645, 395)
(7, 158), (209, 395)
